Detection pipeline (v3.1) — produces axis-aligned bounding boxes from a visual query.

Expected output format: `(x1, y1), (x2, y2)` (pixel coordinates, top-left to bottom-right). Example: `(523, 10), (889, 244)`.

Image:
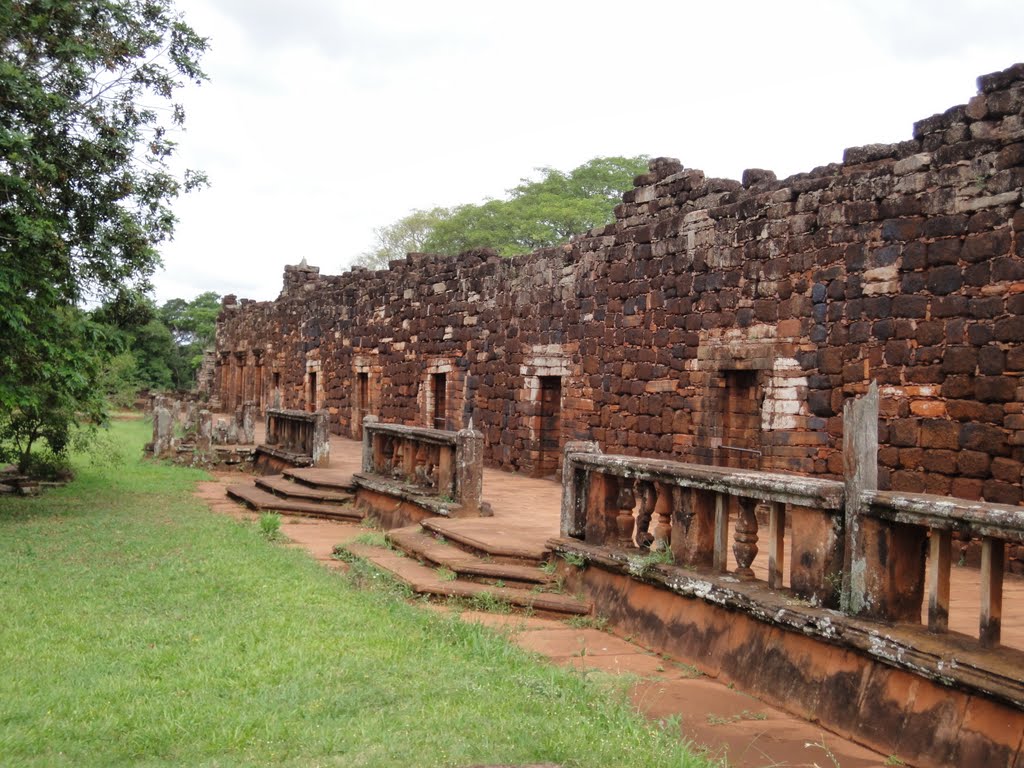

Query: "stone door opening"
(357, 372), (369, 437)
(307, 370), (318, 412)
(719, 369), (761, 469)
(432, 372), (447, 430)
(537, 375), (562, 477)
(254, 363), (263, 412)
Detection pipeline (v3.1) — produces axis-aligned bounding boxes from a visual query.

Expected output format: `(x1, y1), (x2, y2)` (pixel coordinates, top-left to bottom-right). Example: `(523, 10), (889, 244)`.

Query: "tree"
(355, 157), (648, 266)
(90, 289), (220, 395)
(157, 290), (220, 349)
(355, 207), (452, 269)
(156, 291), (220, 386)
(356, 156), (648, 264)
(0, 1), (207, 472)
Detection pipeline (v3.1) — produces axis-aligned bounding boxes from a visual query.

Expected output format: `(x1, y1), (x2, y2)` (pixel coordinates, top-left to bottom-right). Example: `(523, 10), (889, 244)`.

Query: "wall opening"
(357, 372), (370, 437)
(432, 372), (447, 430)
(308, 370), (318, 412)
(254, 363), (263, 411)
(536, 375), (562, 477)
(719, 369), (761, 470)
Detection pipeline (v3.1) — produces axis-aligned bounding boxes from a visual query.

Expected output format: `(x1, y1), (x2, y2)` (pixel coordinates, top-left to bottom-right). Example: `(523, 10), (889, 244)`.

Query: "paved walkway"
(205, 426), (1024, 766)
(198, 476), (890, 767)
(317, 432), (1024, 649)
(200, 430), (903, 767)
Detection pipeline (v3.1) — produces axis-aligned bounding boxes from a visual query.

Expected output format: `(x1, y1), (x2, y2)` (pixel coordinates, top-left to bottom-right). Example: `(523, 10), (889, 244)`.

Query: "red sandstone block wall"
(213, 63), (1024, 504)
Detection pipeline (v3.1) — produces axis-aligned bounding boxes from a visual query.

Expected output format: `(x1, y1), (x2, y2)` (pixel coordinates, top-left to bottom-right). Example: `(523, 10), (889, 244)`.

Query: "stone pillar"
(361, 415), (379, 473)
(196, 410), (213, 455)
(152, 403), (173, 458)
(240, 401), (256, 445)
(214, 418), (230, 445)
(842, 381), (878, 615)
(311, 409), (331, 467)
(185, 401), (198, 433)
(789, 504), (845, 608)
(560, 441), (601, 538)
(673, 488), (716, 568)
(455, 427), (484, 515)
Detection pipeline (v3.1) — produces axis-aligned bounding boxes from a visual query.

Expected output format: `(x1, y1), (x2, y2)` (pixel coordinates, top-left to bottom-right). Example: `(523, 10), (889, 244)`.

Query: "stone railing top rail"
(862, 489), (1024, 544)
(265, 408), (320, 423)
(363, 420), (459, 447)
(567, 451), (845, 511)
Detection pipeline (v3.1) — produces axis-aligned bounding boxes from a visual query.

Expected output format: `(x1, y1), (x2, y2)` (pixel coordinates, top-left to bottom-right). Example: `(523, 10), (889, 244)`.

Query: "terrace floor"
(310, 431), (1024, 651)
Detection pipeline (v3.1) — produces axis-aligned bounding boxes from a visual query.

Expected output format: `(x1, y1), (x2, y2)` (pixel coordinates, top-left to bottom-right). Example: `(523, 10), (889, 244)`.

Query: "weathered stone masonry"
(214, 64), (1024, 507)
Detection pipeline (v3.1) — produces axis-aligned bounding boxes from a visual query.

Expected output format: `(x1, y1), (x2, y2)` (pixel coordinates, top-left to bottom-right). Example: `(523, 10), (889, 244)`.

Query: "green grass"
(0, 419), (713, 767)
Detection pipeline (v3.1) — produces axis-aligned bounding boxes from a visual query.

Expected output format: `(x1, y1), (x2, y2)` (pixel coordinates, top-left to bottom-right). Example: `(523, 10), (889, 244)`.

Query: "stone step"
(387, 526), (555, 588)
(226, 482), (362, 522)
(282, 467), (356, 493)
(420, 518), (548, 565)
(342, 542), (591, 617)
(255, 475), (354, 504)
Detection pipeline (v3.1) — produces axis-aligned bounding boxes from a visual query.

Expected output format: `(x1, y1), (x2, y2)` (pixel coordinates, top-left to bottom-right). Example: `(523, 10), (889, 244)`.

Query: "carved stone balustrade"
(858, 490), (1024, 649)
(354, 417), (484, 518)
(560, 442), (846, 606)
(254, 408), (330, 473)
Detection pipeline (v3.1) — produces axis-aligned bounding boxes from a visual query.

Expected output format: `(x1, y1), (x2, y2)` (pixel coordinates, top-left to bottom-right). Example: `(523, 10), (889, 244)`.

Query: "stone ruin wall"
(214, 63), (1024, 505)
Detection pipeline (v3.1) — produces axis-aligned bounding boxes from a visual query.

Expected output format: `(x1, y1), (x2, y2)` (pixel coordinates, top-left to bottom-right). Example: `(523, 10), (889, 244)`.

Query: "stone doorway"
(432, 372), (447, 430)
(718, 369), (761, 470)
(536, 376), (562, 477)
(307, 370), (318, 413)
(356, 372), (369, 437)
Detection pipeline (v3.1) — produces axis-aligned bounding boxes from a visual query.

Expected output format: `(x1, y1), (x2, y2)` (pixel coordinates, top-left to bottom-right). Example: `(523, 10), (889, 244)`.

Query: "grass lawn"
(0, 418), (712, 767)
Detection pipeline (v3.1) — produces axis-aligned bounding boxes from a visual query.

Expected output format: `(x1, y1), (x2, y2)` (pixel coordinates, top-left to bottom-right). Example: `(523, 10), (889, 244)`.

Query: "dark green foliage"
(0, 1), (207, 473)
(90, 290), (220, 395)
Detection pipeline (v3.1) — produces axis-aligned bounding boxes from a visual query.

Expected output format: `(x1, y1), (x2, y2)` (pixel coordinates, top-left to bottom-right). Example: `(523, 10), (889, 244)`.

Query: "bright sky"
(155, 0), (1024, 304)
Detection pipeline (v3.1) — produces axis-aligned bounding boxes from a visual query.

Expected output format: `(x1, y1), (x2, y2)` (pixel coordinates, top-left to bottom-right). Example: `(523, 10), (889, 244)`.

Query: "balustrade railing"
(561, 436), (1024, 650)
(263, 408), (330, 466)
(859, 490), (1024, 648)
(561, 442), (846, 606)
(360, 417), (483, 514)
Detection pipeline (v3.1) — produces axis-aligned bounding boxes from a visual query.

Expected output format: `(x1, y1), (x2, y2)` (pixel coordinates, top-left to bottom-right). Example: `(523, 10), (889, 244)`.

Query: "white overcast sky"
(154, 0), (1024, 304)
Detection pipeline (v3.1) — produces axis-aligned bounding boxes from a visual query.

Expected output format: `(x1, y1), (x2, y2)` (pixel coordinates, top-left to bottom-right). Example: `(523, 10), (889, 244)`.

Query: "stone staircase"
(226, 467), (363, 522)
(340, 520), (592, 617)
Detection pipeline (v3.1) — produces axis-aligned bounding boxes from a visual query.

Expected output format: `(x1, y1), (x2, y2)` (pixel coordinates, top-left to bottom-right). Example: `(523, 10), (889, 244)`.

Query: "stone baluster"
(733, 497), (760, 579)
(615, 480), (637, 548)
(635, 481), (656, 550)
(414, 442), (429, 486)
(393, 439), (405, 478)
(652, 484), (672, 553)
